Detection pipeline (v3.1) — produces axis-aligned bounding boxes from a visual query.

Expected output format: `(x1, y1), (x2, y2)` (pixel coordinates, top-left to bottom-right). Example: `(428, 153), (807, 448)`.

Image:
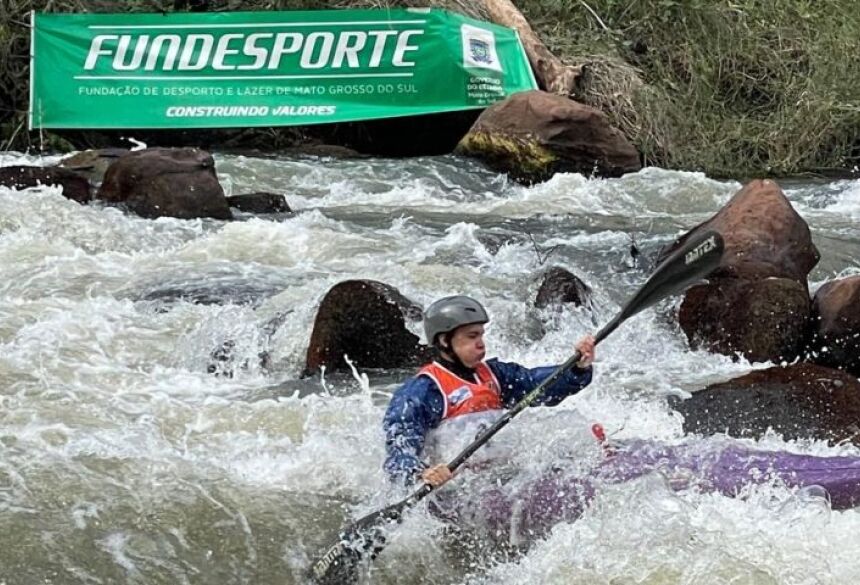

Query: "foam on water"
(788, 179), (860, 220)
(476, 475), (860, 585)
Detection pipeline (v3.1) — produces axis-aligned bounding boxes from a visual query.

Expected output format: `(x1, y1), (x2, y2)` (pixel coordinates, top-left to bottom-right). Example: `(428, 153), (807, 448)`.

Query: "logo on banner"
(461, 24), (502, 72)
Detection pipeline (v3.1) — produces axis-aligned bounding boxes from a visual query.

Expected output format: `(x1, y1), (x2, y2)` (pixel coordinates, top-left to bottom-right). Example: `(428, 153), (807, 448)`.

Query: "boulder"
(135, 279), (283, 309)
(671, 363), (860, 446)
(0, 165), (91, 203)
(662, 180), (819, 362)
(96, 147), (232, 220)
(535, 266), (590, 309)
(304, 280), (432, 376)
(679, 276), (811, 363)
(809, 275), (860, 375)
(227, 192), (290, 214)
(659, 179), (819, 283)
(58, 148), (128, 185)
(455, 90), (641, 184)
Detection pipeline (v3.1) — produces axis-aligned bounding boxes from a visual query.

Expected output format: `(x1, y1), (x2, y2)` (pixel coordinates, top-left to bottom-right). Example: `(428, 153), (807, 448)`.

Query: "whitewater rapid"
(1, 151), (859, 584)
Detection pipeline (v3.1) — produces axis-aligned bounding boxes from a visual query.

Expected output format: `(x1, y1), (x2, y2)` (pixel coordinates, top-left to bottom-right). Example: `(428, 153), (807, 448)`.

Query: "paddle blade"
(309, 498), (410, 585)
(309, 537), (366, 585)
(618, 230), (724, 323)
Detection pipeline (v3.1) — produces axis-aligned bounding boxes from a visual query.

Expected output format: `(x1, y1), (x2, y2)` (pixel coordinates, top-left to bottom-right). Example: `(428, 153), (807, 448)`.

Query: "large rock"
(455, 90), (641, 184)
(662, 180), (819, 362)
(304, 280), (432, 376)
(534, 266), (590, 309)
(660, 179), (819, 283)
(96, 147), (232, 220)
(809, 275), (860, 375)
(0, 165), (91, 203)
(679, 276), (811, 363)
(671, 364), (860, 446)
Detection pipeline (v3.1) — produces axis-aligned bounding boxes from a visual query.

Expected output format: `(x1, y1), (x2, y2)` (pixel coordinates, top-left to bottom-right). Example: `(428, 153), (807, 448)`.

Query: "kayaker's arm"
(488, 334), (594, 406)
(488, 359), (593, 407)
(382, 376), (444, 485)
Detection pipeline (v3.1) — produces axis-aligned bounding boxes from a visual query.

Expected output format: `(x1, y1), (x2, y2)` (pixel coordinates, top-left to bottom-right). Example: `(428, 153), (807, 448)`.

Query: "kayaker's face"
(450, 323), (486, 368)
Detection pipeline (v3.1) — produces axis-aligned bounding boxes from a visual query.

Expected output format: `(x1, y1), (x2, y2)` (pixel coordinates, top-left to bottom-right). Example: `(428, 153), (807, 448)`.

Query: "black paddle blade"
(620, 230), (724, 322)
(309, 498), (410, 585)
(309, 537), (366, 585)
(592, 230), (724, 343)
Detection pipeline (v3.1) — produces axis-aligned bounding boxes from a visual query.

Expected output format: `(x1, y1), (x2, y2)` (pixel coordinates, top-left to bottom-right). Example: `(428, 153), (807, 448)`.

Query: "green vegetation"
(2, 0), (859, 176)
(520, 0), (860, 175)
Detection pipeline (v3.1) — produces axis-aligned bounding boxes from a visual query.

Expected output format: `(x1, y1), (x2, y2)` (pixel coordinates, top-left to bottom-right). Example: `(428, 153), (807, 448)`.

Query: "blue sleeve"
(487, 358), (593, 407)
(382, 375), (445, 485)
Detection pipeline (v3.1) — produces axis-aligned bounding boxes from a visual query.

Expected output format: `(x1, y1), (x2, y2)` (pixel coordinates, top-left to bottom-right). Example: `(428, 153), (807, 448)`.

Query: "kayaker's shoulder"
(482, 357), (529, 381)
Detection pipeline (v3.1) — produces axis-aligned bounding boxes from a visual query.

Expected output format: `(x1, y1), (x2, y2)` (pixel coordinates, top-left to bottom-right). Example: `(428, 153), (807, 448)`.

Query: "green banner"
(29, 8), (537, 130)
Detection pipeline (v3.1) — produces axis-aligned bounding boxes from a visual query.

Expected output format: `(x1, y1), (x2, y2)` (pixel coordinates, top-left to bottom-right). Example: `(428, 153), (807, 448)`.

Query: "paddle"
(310, 229), (725, 585)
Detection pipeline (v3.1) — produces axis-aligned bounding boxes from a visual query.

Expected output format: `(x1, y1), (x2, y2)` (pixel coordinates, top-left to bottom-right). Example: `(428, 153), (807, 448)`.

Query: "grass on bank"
(521, 0), (860, 176)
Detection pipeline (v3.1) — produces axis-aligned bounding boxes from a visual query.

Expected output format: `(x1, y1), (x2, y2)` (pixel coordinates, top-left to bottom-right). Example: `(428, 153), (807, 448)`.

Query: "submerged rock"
(227, 192), (290, 214)
(671, 363), (860, 446)
(58, 148), (128, 186)
(208, 311), (291, 377)
(0, 165), (91, 203)
(534, 266), (590, 309)
(135, 280), (283, 309)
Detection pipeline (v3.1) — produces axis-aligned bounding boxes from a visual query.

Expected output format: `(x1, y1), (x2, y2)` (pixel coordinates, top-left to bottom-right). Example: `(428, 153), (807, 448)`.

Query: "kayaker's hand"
(421, 464), (453, 487)
(575, 334), (596, 368)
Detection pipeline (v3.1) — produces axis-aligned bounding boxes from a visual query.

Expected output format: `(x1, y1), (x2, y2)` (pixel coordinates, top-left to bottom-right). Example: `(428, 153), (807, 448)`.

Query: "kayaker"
(383, 295), (595, 487)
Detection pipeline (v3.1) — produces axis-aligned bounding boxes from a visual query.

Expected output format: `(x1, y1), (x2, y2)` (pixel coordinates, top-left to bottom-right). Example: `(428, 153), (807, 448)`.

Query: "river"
(1, 150), (859, 584)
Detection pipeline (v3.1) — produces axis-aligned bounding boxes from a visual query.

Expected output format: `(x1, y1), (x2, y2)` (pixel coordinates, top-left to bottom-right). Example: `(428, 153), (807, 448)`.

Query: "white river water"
(1, 150), (859, 584)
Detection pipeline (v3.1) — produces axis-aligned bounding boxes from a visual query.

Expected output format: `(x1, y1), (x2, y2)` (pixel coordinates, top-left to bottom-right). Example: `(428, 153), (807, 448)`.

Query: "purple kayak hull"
(435, 441), (860, 544)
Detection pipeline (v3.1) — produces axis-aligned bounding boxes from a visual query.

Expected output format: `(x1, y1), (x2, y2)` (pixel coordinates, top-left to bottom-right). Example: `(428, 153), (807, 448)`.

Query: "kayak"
(432, 439), (860, 544)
